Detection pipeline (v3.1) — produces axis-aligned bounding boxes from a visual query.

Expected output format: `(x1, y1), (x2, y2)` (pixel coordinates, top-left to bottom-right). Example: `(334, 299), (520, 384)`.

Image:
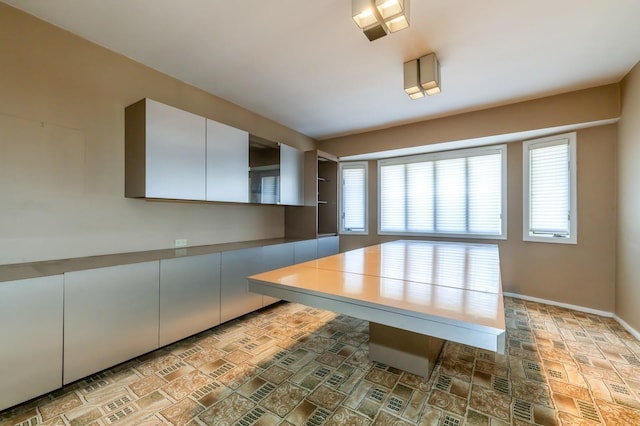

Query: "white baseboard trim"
(503, 292), (640, 340)
(613, 315), (640, 341)
(503, 292), (613, 317)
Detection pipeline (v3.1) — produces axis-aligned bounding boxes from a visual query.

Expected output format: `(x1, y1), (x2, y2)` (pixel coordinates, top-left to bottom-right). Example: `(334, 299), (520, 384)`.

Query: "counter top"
(0, 237), (303, 283)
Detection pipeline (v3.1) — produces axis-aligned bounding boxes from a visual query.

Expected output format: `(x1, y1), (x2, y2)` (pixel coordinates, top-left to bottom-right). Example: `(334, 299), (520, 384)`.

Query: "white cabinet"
(63, 262), (159, 384)
(125, 98), (307, 205)
(318, 236), (340, 258)
(160, 253), (221, 346)
(206, 119), (249, 203)
(220, 247), (265, 323)
(0, 276), (63, 411)
(261, 242), (295, 306)
(125, 98), (206, 200)
(280, 144), (304, 206)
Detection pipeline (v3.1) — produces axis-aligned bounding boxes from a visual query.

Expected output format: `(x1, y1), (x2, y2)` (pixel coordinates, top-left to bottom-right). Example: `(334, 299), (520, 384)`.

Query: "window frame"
(339, 161), (369, 235)
(522, 132), (577, 244)
(377, 144), (507, 239)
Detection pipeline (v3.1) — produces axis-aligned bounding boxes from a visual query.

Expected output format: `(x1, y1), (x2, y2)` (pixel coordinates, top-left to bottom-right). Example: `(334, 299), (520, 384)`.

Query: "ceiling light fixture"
(404, 52), (441, 99)
(352, 0), (410, 41)
(403, 59), (424, 99)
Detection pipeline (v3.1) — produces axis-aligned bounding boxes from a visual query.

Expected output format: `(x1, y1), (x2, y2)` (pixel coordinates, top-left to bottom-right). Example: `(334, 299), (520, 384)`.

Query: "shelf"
(318, 200), (328, 204)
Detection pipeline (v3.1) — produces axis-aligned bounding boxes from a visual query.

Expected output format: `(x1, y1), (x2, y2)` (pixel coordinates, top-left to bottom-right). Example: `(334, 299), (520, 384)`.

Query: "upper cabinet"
(125, 98), (206, 200)
(249, 136), (304, 206)
(125, 98), (304, 205)
(206, 119), (249, 203)
(249, 136), (281, 204)
(280, 143), (304, 206)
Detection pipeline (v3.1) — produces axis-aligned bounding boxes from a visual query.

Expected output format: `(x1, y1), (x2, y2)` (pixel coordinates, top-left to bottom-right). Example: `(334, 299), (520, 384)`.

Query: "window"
(523, 132), (577, 244)
(378, 145), (506, 238)
(340, 162), (368, 234)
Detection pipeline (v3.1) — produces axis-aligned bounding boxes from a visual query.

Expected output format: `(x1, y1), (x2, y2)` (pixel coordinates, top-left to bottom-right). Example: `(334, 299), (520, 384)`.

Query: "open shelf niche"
(285, 150), (338, 239)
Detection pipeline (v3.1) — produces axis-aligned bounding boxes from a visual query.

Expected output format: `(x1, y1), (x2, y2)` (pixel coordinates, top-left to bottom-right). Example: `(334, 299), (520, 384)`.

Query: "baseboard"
(503, 292), (613, 317)
(503, 292), (640, 340)
(614, 315), (640, 341)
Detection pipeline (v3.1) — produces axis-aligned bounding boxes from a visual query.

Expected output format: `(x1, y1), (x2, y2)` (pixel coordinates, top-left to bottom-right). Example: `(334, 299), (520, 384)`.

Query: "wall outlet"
(174, 239), (188, 248)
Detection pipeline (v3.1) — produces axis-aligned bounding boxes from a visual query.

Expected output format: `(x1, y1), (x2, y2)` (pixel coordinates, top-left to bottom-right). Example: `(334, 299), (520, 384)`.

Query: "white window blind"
(378, 145), (506, 238)
(340, 162), (367, 233)
(523, 133), (577, 244)
(260, 175), (279, 204)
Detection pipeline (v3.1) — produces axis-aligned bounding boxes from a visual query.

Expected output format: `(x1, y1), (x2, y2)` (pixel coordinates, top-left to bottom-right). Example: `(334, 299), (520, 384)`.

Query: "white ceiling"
(4, 0), (640, 140)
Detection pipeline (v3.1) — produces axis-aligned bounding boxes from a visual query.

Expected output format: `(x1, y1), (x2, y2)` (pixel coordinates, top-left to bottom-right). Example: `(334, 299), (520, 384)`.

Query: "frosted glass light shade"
(385, 15), (409, 32)
(377, 0), (409, 32)
(404, 59), (424, 99)
(352, 0), (378, 29)
(419, 53), (441, 95)
(376, 0), (404, 19)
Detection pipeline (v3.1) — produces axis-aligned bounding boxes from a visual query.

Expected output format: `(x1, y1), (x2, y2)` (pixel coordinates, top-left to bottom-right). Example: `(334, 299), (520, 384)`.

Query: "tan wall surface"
(617, 61), (640, 330)
(319, 84), (619, 158)
(0, 4), (316, 265)
(338, 125), (617, 313)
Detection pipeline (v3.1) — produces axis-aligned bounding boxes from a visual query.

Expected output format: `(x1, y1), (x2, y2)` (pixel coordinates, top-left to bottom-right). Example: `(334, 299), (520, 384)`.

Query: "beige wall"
(320, 85), (619, 158)
(326, 121), (618, 313)
(617, 61), (640, 330)
(0, 4), (316, 265)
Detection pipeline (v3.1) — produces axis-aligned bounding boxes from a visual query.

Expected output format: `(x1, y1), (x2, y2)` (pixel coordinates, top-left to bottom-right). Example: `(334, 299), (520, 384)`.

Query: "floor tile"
(3, 298), (640, 425)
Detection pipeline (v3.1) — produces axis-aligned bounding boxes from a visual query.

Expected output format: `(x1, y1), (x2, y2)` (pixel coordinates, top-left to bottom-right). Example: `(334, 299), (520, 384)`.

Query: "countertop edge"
(0, 237), (313, 283)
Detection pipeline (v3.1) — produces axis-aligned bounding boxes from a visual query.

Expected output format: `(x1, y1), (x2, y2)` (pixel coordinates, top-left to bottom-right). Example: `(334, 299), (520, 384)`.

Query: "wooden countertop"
(0, 237), (304, 283)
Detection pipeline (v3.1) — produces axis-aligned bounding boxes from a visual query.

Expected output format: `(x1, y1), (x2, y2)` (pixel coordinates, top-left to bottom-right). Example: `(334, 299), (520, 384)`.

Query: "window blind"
(341, 163), (367, 232)
(379, 146), (505, 237)
(528, 141), (569, 235)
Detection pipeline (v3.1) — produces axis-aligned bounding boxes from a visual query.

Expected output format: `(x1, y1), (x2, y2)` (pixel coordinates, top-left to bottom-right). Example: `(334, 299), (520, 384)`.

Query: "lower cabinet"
(0, 236), (338, 410)
(63, 262), (159, 384)
(294, 239), (318, 263)
(0, 276), (63, 411)
(261, 242), (295, 306)
(220, 247), (265, 323)
(159, 253), (221, 346)
(318, 235), (340, 258)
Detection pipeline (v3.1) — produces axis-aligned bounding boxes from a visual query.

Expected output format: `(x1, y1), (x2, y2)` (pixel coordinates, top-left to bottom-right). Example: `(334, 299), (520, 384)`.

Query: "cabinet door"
(294, 239), (318, 263)
(145, 99), (206, 200)
(318, 236), (340, 258)
(280, 144), (304, 206)
(220, 247), (264, 322)
(261, 242), (295, 306)
(206, 119), (249, 202)
(160, 253), (221, 346)
(64, 262), (159, 384)
(0, 276), (63, 411)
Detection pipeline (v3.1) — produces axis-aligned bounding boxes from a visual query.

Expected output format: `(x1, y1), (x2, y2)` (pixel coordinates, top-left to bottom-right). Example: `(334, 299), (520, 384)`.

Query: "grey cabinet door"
(294, 239), (318, 263)
(261, 242), (295, 306)
(280, 144), (304, 206)
(145, 99), (206, 200)
(159, 253), (221, 346)
(206, 119), (249, 202)
(220, 247), (264, 322)
(0, 276), (63, 411)
(317, 236), (340, 258)
(63, 261), (159, 384)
